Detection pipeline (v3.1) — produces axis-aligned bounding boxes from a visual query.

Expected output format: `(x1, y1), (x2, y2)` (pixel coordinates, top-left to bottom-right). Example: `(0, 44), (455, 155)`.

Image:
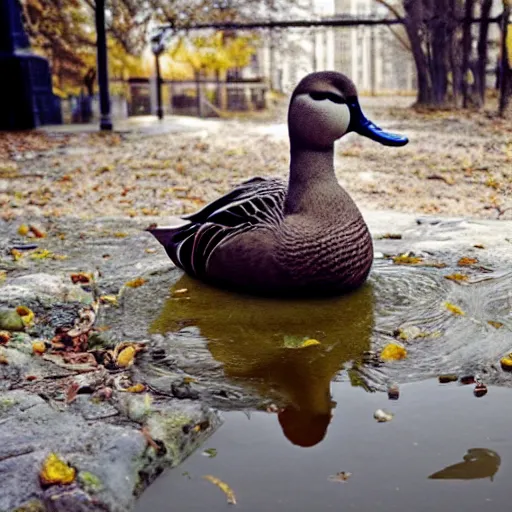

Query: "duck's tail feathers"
(146, 218), (193, 248)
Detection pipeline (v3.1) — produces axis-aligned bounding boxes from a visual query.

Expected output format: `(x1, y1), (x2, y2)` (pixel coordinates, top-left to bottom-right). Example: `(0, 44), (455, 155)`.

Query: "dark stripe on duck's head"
(289, 71), (408, 148)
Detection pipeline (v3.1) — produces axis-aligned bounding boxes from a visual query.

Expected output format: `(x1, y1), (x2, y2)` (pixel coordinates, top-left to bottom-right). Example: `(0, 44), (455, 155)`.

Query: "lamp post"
(95, 0), (112, 130)
(154, 50), (164, 120)
(151, 32), (167, 121)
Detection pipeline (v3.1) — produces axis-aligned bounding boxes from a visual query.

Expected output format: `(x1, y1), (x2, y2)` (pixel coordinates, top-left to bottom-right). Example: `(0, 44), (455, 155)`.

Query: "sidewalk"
(39, 114), (224, 137)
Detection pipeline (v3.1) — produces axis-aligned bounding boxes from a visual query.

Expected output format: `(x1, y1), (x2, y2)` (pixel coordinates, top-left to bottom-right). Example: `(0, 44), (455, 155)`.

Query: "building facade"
(255, 0), (416, 94)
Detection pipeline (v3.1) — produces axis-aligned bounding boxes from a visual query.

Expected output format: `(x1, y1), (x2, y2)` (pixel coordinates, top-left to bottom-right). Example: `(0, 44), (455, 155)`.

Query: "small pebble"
(374, 409), (393, 422)
(474, 383), (488, 398)
(387, 384), (400, 400)
(438, 374), (458, 384)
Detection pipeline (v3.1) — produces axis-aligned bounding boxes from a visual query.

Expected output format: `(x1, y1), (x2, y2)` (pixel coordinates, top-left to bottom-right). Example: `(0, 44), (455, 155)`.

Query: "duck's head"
(288, 71), (408, 150)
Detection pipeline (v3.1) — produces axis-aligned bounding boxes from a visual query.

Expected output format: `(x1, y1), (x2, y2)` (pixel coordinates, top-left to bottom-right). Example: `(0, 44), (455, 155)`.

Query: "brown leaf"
(457, 257), (478, 267)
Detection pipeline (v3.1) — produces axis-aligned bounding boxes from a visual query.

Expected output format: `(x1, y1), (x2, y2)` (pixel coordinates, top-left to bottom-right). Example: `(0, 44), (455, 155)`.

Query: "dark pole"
(155, 53), (164, 120)
(95, 0), (112, 130)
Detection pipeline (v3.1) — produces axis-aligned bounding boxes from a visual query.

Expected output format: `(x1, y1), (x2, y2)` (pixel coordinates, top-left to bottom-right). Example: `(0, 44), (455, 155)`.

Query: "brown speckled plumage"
(148, 71), (408, 296)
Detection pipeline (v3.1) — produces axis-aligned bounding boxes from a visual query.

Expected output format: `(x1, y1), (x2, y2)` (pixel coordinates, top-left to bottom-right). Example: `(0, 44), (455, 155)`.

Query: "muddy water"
(137, 260), (512, 511)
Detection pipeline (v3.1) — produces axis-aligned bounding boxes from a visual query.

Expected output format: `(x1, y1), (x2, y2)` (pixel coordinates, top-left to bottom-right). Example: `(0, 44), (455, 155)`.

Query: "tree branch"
(385, 24), (412, 51)
(374, 0), (404, 21)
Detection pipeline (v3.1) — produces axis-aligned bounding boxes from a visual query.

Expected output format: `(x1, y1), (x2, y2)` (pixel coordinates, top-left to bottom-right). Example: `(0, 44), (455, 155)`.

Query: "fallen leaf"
(100, 295), (118, 306)
(125, 383), (146, 393)
(0, 270), (6, 283)
(66, 382), (80, 404)
(29, 225), (46, 238)
(0, 353), (8, 364)
(380, 343), (407, 362)
(145, 248), (156, 254)
(457, 257), (478, 267)
(32, 341), (46, 354)
(500, 355), (512, 371)
(0, 331), (10, 344)
(70, 272), (92, 284)
(444, 273), (469, 282)
(116, 346), (136, 368)
(125, 277), (146, 288)
(39, 453), (76, 486)
(444, 302), (465, 316)
(392, 254), (423, 265)
(473, 244), (485, 249)
(173, 288), (189, 295)
(202, 448), (218, 458)
(300, 339), (321, 348)
(203, 475), (237, 505)
(328, 471), (352, 483)
(11, 249), (23, 261)
(378, 233), (402, 240)
(488, 321), (503, 329)
(18, 224), (30, 236)
(283, 335), (320, 349)
(16, 306), (34, 326)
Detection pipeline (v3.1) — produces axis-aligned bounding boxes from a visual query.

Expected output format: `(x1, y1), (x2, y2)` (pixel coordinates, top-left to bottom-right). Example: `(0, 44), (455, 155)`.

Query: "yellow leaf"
(444, 273), (469, 282)
(16, 306), (34, 326)
(18, 224), (30, 236)
(32, 341), (46, 355)
(444, 302), (465, 316)
(0, 353), (7, 365)
(457, 257), (478, 267)
(300, 339), (321, 348)
(488, 321), (504, 329)
(392, 254), (423, 265)
(0, 270), (6, 283)
(203, 475), (237, 505)
(500, 355), (512, 371)
(117, 346), (136, 368)
(100, 295), (118, 306)
(125, 277), (146, 288)
(125, 383), (146, 393)
(11, 249), (23, 261)
(30, 249), (51, 260)
(380, 343), (407, 362)
(39, 453), (76, 486)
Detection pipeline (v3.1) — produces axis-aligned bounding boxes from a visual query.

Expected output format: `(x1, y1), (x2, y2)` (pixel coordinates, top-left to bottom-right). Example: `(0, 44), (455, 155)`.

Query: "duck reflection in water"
(428, 448), (501, 481)
(151, 275), (375, 448)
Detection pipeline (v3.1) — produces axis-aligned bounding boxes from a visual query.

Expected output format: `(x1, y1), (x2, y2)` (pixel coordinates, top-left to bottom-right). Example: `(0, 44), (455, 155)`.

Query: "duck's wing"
(147, 177), (286, 277)
(184, 177), (286, 227)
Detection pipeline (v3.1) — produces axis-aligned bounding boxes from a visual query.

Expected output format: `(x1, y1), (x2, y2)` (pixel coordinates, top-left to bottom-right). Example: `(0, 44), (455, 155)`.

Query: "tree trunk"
(461, 0), (475, 108)
(499, 3), (511, 116)
(477, 0), (493, 105)
(403, 0), (435, 105)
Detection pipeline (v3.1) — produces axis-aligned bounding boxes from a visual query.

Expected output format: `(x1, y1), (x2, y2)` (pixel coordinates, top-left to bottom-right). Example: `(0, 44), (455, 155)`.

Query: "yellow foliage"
(39, 453), (76, 486)
(116, 346), (136, 368)
(444, 273), (469, 282)
(300, 339), (321, 348)
(125, 383), (146, 393)
(392, 254), (423, 265)
(203, 475), (237, 505)
(16, 306), (34, 326)
(444, 302), (465, 316)
(32, 341), (46, 355)
(381, 343), (407, 361)
(125, 277), (146, 288)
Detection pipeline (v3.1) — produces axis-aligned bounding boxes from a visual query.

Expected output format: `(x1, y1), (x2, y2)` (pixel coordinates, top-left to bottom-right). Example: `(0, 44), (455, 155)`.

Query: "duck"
(148, 71), (408, 296)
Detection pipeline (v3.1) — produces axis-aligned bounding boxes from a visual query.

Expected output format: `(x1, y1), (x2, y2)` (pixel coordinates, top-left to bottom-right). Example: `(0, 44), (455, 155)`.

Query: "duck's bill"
(347, 97), (409, 147)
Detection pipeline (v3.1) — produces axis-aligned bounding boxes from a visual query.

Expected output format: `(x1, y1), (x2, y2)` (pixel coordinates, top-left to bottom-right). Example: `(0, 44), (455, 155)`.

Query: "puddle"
(138, 260), (512, 510)
(137, 380), (512, 512)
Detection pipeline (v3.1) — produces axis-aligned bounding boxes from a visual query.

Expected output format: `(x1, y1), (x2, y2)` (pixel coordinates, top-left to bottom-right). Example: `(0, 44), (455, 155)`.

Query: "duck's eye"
(309, 92), (345, 104)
